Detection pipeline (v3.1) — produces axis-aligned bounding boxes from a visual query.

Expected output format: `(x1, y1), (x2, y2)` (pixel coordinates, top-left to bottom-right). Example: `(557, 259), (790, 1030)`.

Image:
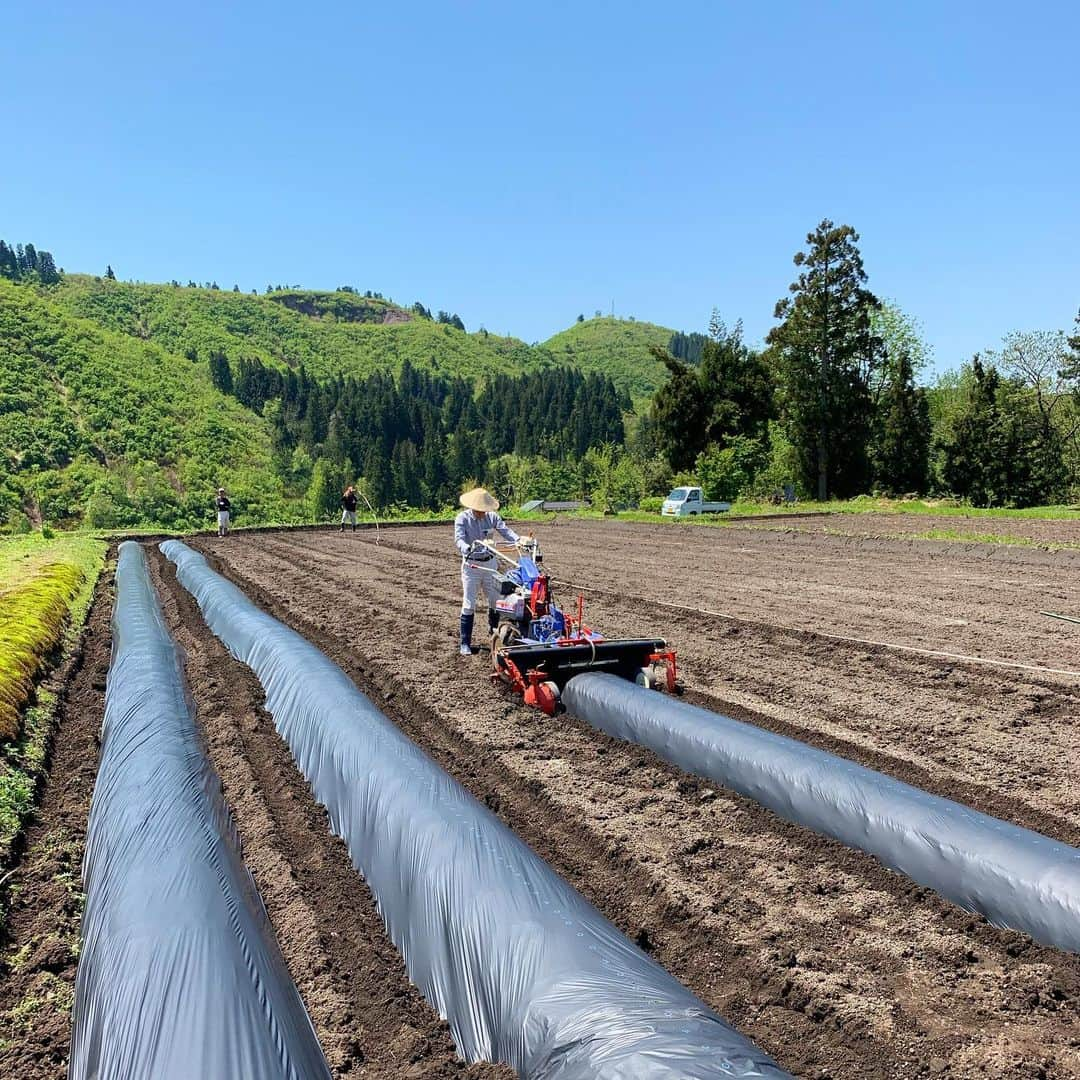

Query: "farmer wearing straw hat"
(454, 487), (521, 655)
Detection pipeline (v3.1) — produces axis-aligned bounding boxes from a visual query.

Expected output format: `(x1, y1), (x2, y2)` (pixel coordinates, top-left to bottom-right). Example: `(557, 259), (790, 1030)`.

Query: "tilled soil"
(0, 563), (113, 1080)
(146, 547), (511, 1079)
(740, 512), (1080, 547)
(359, 520), (1080, 840)
(192, 527), (1080, 1079)
(544, 519), (1080, 671)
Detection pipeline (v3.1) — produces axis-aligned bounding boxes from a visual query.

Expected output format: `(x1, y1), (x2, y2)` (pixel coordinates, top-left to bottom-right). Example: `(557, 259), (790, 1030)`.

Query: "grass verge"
(0, 535), (105, 866)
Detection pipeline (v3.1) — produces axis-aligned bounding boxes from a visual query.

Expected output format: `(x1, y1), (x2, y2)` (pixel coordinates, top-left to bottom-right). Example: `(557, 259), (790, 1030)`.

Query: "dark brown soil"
(358, 521), (1080, 838)
(146, 547), (510, 1079)
(744, 511), (1080, 546)
(0, 563), (113, 1080)
(190, 528), (1080, 1080)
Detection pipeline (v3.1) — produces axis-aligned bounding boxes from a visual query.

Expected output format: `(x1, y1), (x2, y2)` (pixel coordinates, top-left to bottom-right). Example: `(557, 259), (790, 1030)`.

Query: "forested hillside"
(54, 277), (548, 385)
(1, 263), (635, 529)
(209, 352), (626, 514)
(3, 224), (1076, 533)
(0, 279), (286, 529)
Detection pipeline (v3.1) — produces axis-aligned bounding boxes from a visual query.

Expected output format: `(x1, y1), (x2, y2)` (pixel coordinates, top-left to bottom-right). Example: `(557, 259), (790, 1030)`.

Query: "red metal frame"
(491, 570), (677, 710)
(646, 649), (679, 692)
(492, 652), (526, 694)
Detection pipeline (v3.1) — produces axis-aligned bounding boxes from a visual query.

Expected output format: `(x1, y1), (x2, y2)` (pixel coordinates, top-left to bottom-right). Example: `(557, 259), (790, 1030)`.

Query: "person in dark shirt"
(340, 485), (359, 531)
(215, 488), (232, 537)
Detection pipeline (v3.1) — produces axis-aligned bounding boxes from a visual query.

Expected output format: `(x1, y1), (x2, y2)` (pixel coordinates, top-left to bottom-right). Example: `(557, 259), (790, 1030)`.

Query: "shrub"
(307, 459), (346, 520)
(84, 485), (124, 529)
(696, 436), (765, 502)
(750, 422), (805, 499)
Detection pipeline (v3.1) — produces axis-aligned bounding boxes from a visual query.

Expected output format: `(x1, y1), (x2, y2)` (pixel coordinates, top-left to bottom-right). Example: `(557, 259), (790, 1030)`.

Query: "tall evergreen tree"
(36, 250), (60, 284)
(207, 351), (233, 394)
(420, 429), (449, 508)
(936, 357), (1055, 506)
(767, 220), (882, 499)
(391, 439), (423, 507)
(307, 458), (344, 519)
(363, 436), (394, 508)
(650, 321), (773, 471)
(323, 411), (349, 465)
(871, 352), (930, 493)
(1067, 309), (1080, 377)
(941, 358), (1001, 505)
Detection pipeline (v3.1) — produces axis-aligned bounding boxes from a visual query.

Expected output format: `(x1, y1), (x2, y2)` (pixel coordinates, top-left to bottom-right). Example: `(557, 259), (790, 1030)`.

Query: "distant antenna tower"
(610, 299), (614, 318)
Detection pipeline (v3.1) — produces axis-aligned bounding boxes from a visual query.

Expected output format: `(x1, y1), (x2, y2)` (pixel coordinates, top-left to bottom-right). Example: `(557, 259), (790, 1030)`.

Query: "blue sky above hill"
(2, 1), (1077, 374)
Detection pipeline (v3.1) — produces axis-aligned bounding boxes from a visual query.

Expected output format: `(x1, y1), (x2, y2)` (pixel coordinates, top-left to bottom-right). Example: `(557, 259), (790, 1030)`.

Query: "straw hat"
(459, 487), (499, 512)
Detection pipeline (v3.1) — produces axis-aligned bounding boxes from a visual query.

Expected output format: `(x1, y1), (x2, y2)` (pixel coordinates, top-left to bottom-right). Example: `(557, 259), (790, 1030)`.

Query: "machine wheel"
(491, 622), (522, 668)
(524, 679), (561, 715)
(637, 661), (676, 692)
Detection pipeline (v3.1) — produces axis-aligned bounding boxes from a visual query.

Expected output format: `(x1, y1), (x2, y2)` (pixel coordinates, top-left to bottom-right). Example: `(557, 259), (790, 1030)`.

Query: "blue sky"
(2, 1), (1077, 375)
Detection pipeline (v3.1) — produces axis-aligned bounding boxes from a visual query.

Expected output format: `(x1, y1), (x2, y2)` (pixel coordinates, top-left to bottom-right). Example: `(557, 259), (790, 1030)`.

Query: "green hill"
(541, 316), (677, 400)
(54, 277), (549, 385)
(0, 280), (286, 529)
(54, 281), (679, 400)
(1, 261), (685, 530)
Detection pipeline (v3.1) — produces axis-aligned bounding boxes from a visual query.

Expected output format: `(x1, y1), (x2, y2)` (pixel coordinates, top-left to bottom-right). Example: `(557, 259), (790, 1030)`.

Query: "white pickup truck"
(661, 486), (731, 517)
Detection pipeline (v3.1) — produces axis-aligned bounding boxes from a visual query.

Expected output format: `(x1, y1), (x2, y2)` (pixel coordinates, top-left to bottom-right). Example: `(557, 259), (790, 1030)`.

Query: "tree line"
(204, 352), (625, 511)
(0, 239), (61, 285)
(648, 220), (1080, 507)
(667, 330), (708, 365)
(7, 226), (1077, 517)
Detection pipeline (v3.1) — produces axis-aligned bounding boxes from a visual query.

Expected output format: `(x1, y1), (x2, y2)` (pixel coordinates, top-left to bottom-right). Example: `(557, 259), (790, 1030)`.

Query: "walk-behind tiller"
(468, 538), (677, 714)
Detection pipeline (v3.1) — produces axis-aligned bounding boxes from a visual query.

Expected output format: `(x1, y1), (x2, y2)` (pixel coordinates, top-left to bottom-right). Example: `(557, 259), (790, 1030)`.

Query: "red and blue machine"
(478, 539), (677, 714)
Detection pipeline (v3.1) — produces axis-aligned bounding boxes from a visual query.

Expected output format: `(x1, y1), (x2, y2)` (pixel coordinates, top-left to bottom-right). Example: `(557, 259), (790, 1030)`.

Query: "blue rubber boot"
(459, 613), (474, 655)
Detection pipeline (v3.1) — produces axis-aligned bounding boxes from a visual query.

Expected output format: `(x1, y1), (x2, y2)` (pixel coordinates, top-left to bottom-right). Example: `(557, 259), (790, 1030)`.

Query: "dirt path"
(191, 530), (1080, 1080)
(0, 564), (112, 1080)
(146, 547), (510, 1079)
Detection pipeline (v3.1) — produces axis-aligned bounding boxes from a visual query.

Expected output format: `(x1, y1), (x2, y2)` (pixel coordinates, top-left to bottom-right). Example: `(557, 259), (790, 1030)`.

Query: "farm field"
(188, 521), (1078, 1077)
(2, 518), (1078, 1078)
(735, 511), (1080, 547)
